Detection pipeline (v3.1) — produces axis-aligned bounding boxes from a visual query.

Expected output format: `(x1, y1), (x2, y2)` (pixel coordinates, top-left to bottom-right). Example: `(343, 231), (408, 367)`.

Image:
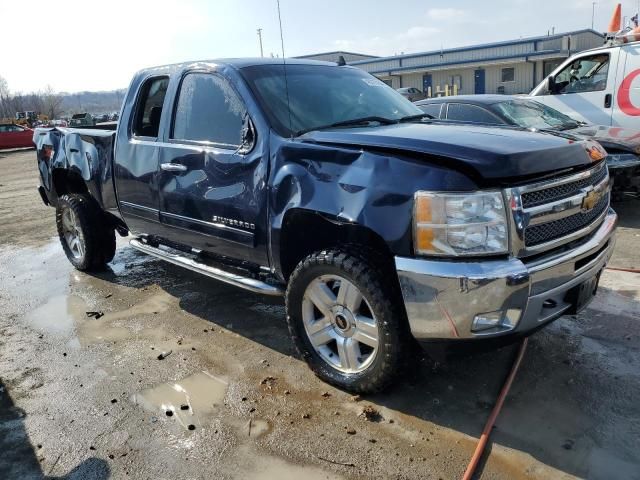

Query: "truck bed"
(34, 127), (119, 214)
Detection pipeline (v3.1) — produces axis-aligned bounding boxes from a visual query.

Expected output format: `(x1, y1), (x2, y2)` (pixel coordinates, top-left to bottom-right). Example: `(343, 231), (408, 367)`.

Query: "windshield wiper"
(397, 113), (434, 122)
(553, 123), (580, 131)
(295, 116), (396, 136)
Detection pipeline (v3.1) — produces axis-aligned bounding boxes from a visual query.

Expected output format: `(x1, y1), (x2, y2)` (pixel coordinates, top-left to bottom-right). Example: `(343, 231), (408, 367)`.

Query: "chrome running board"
(129, 238), (284, 296)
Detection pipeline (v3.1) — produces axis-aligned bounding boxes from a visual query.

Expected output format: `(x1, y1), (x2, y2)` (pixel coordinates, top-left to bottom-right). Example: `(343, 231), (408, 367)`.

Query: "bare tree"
(41, 85), (64, 120)
(0, 75), (10, 118)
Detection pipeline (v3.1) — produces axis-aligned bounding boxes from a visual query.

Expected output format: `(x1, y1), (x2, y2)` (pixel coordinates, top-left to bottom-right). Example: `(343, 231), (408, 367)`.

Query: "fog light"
(472, 312), (502, 332)
(472, 309), (521, 333)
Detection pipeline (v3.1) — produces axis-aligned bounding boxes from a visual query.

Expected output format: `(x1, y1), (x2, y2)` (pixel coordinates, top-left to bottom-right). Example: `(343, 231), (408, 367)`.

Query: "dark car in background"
(416, 95), (640, 197)
(69, 113), (96, 127)
(0, 124), (34, 149)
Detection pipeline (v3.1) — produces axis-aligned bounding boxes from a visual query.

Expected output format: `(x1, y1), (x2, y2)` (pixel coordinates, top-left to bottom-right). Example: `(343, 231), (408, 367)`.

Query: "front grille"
(525, 192), (609, 246)
(521, 164), (607, 208)
(507, 162), (611, 256)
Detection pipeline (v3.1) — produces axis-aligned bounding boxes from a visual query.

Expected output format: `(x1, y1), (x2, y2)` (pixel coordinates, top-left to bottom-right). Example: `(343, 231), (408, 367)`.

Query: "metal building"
(294, 51), (379, 63)
(297, 30), (605, 96)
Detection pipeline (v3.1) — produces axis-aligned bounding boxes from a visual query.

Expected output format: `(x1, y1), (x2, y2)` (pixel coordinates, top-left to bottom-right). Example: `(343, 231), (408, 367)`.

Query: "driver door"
(156, 71), (269, 267)
(535, 52), (618, 126)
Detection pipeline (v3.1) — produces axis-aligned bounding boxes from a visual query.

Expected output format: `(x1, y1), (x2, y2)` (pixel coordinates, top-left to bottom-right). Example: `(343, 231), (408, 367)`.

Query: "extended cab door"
(156, 71), (269, 266)
(531, 50), (619, 125)
(114, 75), (169, 235)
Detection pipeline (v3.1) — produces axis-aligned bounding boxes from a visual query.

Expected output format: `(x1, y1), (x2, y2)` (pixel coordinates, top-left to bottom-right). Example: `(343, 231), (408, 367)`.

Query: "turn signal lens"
(416, 227), (435, 252)
(415, 195), (432, 223)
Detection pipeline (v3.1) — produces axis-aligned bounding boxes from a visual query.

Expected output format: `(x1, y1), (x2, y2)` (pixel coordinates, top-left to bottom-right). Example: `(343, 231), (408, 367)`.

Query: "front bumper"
(395, 208), (617, 341)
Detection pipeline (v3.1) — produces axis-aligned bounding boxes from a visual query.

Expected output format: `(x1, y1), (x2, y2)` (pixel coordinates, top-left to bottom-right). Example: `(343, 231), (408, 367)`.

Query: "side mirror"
(547, 76), (557, 94)
(238, 114), (256, 155)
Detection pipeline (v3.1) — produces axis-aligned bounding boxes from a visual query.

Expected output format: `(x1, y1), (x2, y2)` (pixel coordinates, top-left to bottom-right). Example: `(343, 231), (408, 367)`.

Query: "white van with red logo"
(530, 40), (640, 129)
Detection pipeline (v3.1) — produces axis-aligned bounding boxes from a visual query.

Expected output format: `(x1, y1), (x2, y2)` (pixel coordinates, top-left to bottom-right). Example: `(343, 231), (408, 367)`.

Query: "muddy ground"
(0, 149), (639, 480)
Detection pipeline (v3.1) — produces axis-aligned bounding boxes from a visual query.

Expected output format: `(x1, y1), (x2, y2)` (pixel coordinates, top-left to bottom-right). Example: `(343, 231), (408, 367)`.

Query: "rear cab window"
(171, 72), (247, 148)
(132, 76), (169, 138)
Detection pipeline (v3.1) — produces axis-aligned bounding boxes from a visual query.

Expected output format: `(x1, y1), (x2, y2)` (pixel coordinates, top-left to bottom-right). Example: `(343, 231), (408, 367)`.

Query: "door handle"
(604, 93), (612, 108)
(160, 163), (187, 172)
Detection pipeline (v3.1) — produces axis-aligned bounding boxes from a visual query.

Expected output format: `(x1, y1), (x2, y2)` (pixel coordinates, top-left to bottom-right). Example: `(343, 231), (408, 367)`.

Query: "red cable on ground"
(462, 338), (529, 480)
(606, 266), (640, 274)
(461, 265), (634, 478)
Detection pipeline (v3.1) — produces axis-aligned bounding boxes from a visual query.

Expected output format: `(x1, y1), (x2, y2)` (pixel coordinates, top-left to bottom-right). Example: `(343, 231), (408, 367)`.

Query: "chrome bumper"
(395, 209), (617, 341)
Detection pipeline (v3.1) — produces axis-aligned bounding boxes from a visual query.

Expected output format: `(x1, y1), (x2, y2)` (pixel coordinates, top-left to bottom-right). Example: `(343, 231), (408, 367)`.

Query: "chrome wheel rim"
(302, 274), (379, 374)
(61, 208), (85, 259)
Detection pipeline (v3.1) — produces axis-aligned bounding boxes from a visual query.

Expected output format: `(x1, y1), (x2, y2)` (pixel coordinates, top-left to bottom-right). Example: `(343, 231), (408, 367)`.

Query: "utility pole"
(257, 28), (264, 58)
(592, 2), (596, 29)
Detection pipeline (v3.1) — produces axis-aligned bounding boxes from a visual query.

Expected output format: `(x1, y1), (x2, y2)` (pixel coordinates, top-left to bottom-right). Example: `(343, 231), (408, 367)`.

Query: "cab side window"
(172, 73), (246, 147)
(132, 76), (169, 138)
(554, 54), (609, 94)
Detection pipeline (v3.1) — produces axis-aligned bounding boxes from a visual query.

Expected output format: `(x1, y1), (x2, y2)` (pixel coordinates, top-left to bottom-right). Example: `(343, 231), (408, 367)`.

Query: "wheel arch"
(52, 168), (89, 202)
(277, 208), (397, 282)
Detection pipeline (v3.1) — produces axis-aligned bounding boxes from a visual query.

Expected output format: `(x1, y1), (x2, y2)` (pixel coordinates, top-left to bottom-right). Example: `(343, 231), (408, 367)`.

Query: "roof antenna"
(337, 55), (347, 66)
(276, 0), (293, 137)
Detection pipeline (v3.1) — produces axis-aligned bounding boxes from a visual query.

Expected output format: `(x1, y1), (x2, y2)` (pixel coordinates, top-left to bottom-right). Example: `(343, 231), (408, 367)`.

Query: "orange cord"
(461, 266), (635, 479)
(605, 266), (640, 274)
(462, 338), (529, 480)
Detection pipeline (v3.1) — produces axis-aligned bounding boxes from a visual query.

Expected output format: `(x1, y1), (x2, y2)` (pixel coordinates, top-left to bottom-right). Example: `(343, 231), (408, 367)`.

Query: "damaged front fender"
(268, 136), (478, 278)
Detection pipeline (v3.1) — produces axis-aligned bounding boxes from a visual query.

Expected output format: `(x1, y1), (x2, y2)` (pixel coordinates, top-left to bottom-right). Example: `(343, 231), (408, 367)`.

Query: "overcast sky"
(0, 0), (636, 93)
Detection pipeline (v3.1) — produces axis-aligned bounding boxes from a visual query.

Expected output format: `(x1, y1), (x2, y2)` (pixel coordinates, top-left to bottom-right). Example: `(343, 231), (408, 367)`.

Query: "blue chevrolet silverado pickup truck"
(34, 58), (617, 392)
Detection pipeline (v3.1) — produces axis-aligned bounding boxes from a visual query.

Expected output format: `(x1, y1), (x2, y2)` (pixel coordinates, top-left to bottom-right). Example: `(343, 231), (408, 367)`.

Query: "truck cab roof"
(136, 57), (339, 78)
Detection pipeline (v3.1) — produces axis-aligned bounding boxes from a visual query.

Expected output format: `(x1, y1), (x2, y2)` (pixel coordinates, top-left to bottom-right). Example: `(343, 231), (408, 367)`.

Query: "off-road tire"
(285, 247), (409, 393)
(56, 194), (116, 271)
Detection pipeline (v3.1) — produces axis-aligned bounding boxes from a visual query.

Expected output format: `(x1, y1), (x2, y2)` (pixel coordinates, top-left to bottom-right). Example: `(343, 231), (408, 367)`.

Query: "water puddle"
(0, 241), (72, 305)
(132, 371), (228, 430)
(588, 270), (640, 318)
(25, 294), (86, 336)
(23, 290), (177, 347)
(101, 292), (175, 321)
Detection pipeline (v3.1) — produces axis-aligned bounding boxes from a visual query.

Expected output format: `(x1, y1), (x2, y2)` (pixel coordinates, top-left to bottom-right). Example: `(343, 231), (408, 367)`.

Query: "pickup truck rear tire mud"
(286, 248), (407, 393)
(56, 194), (116, 271)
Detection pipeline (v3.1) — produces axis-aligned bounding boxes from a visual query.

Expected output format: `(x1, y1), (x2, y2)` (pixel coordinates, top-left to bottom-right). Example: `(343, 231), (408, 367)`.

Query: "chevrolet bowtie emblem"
(581, 188), (602, 211)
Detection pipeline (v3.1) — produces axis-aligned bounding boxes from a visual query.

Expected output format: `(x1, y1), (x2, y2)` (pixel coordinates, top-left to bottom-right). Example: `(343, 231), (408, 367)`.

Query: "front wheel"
(56, 194), (116, 271)
(286, 248), (408, 393)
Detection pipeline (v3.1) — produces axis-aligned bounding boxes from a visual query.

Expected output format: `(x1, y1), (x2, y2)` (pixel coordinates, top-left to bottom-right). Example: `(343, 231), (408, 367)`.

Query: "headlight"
(414, 191), (508, 256)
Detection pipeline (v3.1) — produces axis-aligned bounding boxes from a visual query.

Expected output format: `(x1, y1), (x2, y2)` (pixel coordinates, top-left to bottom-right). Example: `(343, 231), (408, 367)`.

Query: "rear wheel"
(286, 248), (408, 393)
(56, 194), (116, 271)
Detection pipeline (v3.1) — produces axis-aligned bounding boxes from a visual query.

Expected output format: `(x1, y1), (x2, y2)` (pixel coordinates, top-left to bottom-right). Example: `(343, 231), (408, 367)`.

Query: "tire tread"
(285, 245), (409, 393)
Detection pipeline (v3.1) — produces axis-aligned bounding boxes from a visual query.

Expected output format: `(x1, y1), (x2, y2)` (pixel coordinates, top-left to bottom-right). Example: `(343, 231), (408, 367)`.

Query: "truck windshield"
(493, 100), (581, 130)
(240, 64), (423, 137)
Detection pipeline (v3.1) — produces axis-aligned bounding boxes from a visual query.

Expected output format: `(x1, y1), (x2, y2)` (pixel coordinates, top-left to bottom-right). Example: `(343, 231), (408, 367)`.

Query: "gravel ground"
(1, 149), (639, 480)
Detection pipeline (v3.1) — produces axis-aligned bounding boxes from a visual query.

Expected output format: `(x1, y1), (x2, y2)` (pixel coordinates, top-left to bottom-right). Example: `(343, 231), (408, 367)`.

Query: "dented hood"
(300, 123), (599, 183)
